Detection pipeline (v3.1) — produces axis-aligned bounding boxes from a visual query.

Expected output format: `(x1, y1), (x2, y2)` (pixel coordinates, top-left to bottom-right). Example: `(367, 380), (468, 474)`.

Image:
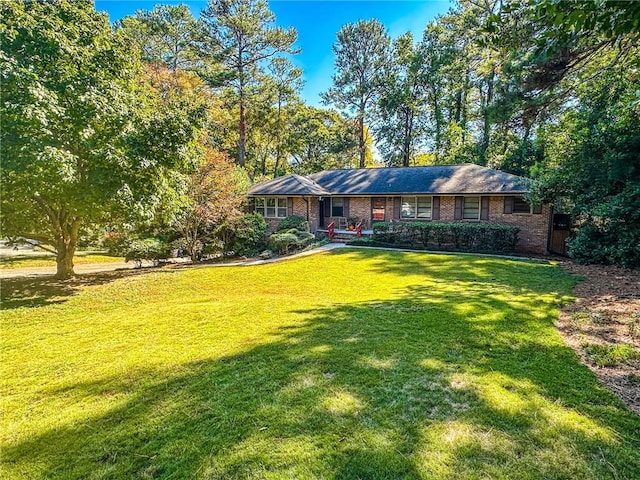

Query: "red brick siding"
(325, 195), (549, 254)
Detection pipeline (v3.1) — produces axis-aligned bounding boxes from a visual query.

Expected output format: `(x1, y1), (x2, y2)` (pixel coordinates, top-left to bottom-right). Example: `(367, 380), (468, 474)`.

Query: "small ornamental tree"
(172, 149), (249, 261)
(0, 0), (203, 278)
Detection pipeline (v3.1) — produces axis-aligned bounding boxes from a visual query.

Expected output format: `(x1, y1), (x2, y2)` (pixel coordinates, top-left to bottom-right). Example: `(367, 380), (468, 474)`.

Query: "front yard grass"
(1, 249), (639, 479)
(0, 252), (124, 269)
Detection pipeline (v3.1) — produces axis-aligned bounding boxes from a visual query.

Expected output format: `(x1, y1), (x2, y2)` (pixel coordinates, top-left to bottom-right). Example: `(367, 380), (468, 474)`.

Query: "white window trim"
(463, 196), (481, 221)
(254, 197), (288, 218)
(401, 196), (432, 220)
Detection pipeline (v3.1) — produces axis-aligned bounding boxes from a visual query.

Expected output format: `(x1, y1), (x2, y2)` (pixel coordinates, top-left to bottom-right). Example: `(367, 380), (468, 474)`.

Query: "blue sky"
(95, 0), (453, 106)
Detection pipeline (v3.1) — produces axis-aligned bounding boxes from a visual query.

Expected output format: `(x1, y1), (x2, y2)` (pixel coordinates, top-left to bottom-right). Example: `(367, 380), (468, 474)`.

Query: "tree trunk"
(54, 218), (81, 280)
(480, 69), (495, 165)
(403, 107), (412, 167)
(32, 195), (80, 280)
(239, 94), (246, 168)
(358, 113), (365, 168)
(274, 96), (283, 177)
(55, 244), (76, 279)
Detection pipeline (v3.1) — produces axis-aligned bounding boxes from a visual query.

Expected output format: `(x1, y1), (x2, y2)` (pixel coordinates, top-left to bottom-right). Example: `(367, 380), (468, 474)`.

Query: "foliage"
(322, 19), (390, 168)
(0, 0), (203, 279)
(269, 228), (314, 254)
(214, 213), (267, 256)
(116, 4), (203, 73)
(529, 66), (640, 268)
(201, 0), (299, 168)
(288, 106), (358, 173)
(123, 238), (172, 267)
(231, 213), (268, 256)
(276, 215), (308, 232)
(372, 222), (520, 253)
(172, 149), (249, 261)
(3, 251), (640, 478)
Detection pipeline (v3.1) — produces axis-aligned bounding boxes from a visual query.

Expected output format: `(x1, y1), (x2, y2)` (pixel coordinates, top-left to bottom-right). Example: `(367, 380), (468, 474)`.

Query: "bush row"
(371, 221), (520, 253)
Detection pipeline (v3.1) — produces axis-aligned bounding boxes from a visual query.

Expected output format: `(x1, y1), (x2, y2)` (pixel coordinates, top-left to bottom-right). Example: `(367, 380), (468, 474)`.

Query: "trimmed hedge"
(371, 221), (519, 253)
(277, 215), (309, 232)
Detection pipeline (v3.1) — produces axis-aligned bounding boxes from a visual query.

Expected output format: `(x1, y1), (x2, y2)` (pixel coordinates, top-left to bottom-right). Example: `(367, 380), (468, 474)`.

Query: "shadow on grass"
(3, 258), (639, 479)
(0, 269), (178, 310)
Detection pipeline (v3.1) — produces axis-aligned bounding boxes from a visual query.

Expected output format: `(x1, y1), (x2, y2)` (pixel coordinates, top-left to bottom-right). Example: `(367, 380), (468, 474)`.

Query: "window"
(331, 198), (344, 217)
(402, 196), (432, 219)
(372, 198), (385, 220)
(463, 196), (480, 220)
(513, 197), (532, 214)
(254, 197), (287, 218)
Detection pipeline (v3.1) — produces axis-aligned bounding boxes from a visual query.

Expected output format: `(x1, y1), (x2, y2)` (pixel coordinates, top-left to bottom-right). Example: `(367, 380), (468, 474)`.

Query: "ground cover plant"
(1, 249), (639, 479)
(0, 253), (124, 270)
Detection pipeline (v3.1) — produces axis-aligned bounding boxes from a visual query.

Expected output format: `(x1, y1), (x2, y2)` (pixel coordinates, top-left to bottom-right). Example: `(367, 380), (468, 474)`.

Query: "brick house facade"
(249, 165), (552, 254)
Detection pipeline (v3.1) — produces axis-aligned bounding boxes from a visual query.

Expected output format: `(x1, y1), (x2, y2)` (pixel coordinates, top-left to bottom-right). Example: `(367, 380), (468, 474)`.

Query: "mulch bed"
(557, 261), (640, 415)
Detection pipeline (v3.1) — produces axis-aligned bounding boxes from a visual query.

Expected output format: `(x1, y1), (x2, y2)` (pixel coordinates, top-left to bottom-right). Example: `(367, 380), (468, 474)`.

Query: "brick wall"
(263, 197), (316, 234)
(485, 196), (551, 253)
(258, 194), (550, 253)
(348, 197), (371, 225)
(337, 195), (549, 254)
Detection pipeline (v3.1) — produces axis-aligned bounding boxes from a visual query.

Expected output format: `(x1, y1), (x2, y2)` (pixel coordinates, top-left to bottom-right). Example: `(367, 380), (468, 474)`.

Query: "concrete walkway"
(0, 244), (348, 279)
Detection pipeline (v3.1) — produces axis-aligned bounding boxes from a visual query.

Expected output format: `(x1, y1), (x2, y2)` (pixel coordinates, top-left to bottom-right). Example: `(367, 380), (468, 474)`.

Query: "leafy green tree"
(529, 63), (640, 267)
(202, 0), (298, 168)
(265, 58), (303, 177)
(0, 0), (203, 278)
(288, 106), (358, 173)
(116, 4), (203, 73)
(322, 19), (391, 168)
(376, 32), (428, 167)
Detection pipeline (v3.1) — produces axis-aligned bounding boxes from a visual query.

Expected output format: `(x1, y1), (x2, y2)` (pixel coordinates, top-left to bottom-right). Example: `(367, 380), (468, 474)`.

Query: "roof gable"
(248, 174), (331, 196)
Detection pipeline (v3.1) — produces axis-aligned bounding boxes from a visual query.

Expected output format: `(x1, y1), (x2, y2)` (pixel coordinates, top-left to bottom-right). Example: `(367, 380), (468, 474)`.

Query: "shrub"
(269, 228), (315, 254)
(124, 238), (172, 267)
(277, 215), (309, 232)
(371, 222), (519, 253)
(233, 213), (268, 255)
(215, 213), (267, 256)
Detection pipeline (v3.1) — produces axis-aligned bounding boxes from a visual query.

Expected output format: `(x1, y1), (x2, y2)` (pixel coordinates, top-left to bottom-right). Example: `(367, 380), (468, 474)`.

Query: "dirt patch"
(557, 261), (640, 415)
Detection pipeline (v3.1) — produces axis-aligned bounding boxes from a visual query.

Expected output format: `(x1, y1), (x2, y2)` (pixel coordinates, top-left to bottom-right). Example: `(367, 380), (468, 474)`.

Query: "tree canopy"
(0, 0), (204, 278)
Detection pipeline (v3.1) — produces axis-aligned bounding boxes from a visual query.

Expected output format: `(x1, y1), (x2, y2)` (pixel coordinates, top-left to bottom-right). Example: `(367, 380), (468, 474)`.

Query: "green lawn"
(1, 249), (639, 479)
(0, 252), (124, 269)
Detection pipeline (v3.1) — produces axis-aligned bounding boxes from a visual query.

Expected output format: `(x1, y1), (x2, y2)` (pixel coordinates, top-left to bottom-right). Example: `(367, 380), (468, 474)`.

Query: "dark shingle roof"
(308, 164), (529, 195)
(249, 164), (529, 197)
(248, 174), (331, 196)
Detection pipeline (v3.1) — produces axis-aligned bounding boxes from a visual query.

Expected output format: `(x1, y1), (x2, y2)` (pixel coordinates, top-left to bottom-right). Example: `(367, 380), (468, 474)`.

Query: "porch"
(316, 227), (374, 242)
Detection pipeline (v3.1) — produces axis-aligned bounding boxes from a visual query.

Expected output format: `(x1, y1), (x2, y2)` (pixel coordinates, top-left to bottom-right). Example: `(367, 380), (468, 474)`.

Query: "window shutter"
(287, 197), (294, 216)
(343, 197), (350, 218)
(504, 197), (514, 214)
(532, 203), (543, 214)
(324, 199), (331, 217)
(480, 197), (490, 220)
(393, 197), (401, 219)
(454, 196), (463, 220)
(432, 196), (440, 220)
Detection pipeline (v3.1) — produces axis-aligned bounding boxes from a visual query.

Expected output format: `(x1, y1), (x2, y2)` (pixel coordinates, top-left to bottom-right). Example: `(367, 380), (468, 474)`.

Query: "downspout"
(303, 196), (309, 221)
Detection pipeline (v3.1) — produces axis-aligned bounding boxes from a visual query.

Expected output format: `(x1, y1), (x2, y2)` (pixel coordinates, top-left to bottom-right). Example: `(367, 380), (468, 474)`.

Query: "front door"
(372, 198), (386, 222)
